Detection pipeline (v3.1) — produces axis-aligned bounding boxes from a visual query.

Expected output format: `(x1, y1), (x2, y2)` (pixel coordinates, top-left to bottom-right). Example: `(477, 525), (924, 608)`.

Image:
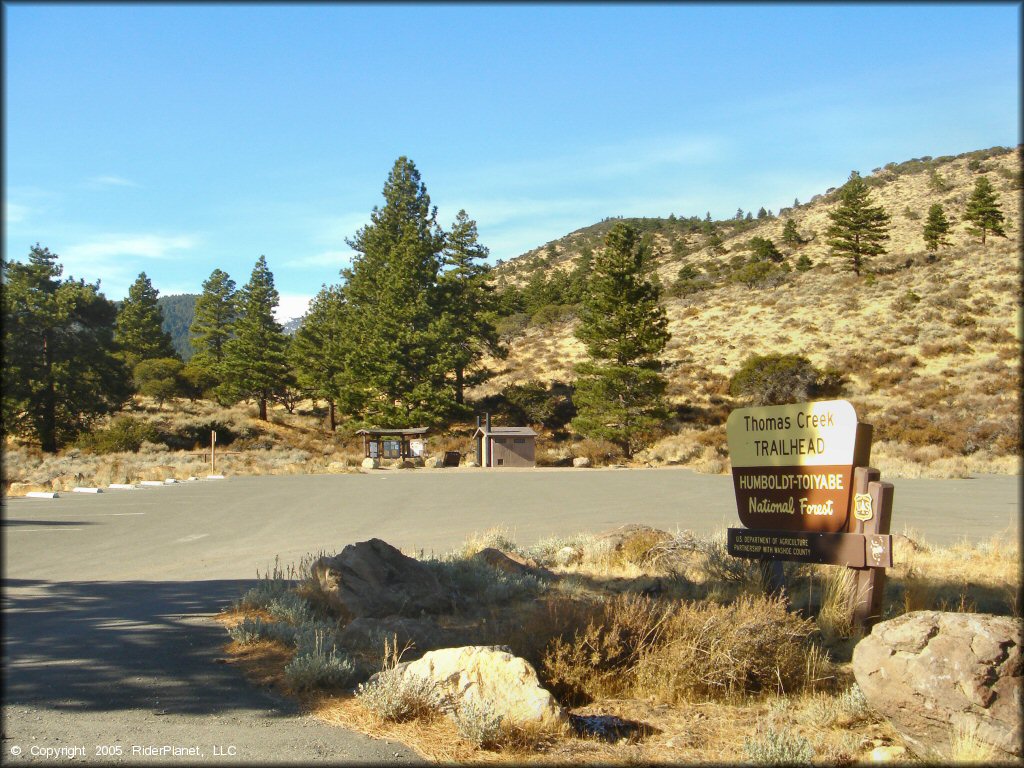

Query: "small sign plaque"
(853, 493), (873, 522)
(726, 528), (892, 568)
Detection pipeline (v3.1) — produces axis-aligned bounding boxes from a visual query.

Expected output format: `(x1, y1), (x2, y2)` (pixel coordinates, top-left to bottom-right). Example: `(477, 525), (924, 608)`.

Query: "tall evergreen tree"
(115, 272), (177, 369)
(290, 284), (356, 430)
(2, 245), (130, 451)
(825, 172), (891, 275)
(781, 218), (803, 247)
(436, 210), (502, 406)
(221, 256), (290, 420)
(189, 268), (237, 374)
(342, 157), (450, 426)
(922, 203), (953, 254)
(962, 176), (1006, 244)
(571, 223), (670, 458)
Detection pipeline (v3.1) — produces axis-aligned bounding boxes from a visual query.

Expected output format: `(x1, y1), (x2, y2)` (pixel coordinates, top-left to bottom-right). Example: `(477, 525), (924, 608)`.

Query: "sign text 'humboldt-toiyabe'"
(726, 400), (868, 533)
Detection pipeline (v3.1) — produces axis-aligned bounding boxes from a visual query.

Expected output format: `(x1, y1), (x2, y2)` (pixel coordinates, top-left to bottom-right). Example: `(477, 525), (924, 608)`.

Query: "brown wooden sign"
(727, 528), (893, 568)
(727, 400), (872, 532)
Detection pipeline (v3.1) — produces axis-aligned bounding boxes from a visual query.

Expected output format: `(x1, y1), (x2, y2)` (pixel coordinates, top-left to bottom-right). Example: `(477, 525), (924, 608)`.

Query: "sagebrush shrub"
(355, 670), (445, 722)
(452, 696), (504, 748)
(284, 629), (359, 692)
(743, 726), (815, 764)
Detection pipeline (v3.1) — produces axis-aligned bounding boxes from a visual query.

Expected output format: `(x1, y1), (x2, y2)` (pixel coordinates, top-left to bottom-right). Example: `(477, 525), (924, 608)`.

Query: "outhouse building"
(473, 415), (537, 468)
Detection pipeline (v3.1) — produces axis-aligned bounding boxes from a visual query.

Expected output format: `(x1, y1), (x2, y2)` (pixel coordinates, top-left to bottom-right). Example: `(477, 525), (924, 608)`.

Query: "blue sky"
(4, 3), (1019, 320)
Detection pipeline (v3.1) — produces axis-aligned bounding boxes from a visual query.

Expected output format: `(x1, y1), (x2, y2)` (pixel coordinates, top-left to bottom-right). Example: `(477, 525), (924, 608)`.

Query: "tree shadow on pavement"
(2, 578), (292, 717)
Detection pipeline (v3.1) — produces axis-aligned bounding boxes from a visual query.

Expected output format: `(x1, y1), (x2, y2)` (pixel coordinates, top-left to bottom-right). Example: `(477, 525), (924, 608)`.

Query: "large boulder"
(361, 457), (379, 469)
(852, 610), (1022, 761)
(572, 456), (591, 468)
(311, 539), (450, 619)
(384, 645), (567, 729)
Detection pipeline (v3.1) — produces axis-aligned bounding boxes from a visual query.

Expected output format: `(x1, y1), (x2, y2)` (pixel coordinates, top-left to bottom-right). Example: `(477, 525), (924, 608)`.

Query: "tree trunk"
(258, 396), (268, 421)
(455, 367), (465, 405)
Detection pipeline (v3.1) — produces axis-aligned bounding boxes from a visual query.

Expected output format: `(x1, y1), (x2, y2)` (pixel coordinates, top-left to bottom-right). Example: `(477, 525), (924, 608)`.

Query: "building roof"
(474, 425), (538, 437)
(355, 427), (429, 436)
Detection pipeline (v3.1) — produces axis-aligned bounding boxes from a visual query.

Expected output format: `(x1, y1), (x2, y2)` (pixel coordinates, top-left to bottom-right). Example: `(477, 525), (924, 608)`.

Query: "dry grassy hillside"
(477, 147), (1022, 477)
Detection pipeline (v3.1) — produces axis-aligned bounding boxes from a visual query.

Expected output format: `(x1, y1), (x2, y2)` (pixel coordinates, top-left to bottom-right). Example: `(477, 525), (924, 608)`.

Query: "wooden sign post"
(211, 430), (217, 473)
(725, 400), (894, 633)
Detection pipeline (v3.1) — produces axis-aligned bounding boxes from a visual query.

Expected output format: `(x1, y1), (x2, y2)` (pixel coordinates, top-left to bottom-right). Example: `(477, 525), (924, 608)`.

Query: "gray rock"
(572, 456), (591, 468)
(311, 538), (450, 619)
(853, 610), (1022, 761)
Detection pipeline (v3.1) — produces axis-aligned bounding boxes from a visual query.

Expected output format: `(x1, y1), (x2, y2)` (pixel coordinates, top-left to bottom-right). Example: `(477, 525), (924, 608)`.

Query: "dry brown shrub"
(632, 595), (827, 703)
(541, 594), (671, 705)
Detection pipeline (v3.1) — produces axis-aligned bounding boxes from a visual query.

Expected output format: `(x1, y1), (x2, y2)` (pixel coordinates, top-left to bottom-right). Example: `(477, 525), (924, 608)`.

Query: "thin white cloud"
(88, 175), (140, 188)
(64, 234), (196, 261)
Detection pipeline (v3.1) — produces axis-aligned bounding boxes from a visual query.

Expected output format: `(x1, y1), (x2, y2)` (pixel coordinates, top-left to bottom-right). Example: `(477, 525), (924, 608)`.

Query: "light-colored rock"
(388, 645), (567, 728)
(311, 538), (449, 619)
(572, 456), (591, 468)
(554, 545), (582, 566)
(853, 610), (1022, 761)
(868, 745), (907, 763)
(361, 457), (379, 469)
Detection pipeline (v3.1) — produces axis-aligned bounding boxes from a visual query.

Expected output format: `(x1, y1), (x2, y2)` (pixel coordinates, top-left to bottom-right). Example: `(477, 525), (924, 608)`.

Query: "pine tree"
(781, 218), (803, 247)
(221, 256), (290, 421)
(436, 210), (502, 406)
(290, 284), (356, 431)
(757, 207), (769, 219)
(825, 172), (891, 275)
(115, 272), (177, 369)
(922, 203), (953, 254)
(342, 156), (450, 426)
(189, 268), (236, 377)
(2, 245), (131, 451)
(571, 223), (670, 458)
(962, 176), (1006, 244)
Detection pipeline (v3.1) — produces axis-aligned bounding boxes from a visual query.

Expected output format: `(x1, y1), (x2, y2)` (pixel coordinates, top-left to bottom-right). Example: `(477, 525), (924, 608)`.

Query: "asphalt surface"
(2, 467), (1019, 764)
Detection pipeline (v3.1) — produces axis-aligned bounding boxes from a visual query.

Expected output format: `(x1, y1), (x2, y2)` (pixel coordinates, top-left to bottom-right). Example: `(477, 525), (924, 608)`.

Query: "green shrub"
(132, 357), (185, 407)
(77, 416), (160, 454)
(423, 556), (546, 607)
(495, 312), (530, 341)
(795, 254), (813, 271)
(284, 629), (359, 691)
(743, 726), (815, 764)
(452, 697), (504, 748)
(530, 303), (577, 327)
(729, 354), (844, 406)
(227, 617), (298, 646)
(355, 669), (445, 722)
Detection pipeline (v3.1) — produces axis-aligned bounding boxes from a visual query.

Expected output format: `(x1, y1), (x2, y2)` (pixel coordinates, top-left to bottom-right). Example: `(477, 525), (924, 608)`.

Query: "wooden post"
(847, 467), (893, 633)
(211, 430), (217, 472)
